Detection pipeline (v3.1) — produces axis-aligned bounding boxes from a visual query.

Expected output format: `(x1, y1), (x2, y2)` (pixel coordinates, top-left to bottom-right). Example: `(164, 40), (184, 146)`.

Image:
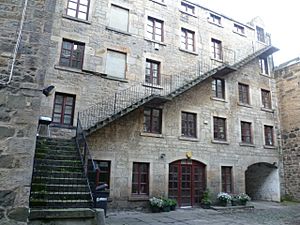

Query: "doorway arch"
(168, 159), (206, 207)
(245, 162), (280, 201)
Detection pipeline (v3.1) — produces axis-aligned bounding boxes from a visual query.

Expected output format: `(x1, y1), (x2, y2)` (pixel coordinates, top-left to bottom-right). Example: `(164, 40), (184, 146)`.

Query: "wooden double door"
(168, 159), (206, 207)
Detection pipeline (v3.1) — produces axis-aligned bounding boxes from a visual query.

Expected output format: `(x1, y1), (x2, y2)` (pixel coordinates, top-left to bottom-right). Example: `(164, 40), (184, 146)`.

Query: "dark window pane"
(60, 40), (84, 69)
(52, 93), (75, 125)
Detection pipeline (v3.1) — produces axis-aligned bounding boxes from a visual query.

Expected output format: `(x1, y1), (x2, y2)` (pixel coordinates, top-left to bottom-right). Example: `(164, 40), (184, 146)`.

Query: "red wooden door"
(169, 160), (206, 207)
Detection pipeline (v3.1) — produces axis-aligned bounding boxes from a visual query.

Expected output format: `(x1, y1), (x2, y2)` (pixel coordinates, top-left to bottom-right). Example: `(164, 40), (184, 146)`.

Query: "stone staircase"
(29, 137), (93, 209)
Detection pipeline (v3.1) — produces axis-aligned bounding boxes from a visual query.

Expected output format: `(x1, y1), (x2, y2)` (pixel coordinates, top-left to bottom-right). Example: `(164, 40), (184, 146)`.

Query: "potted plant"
(169, 199), (177, 211)
(238, 193), (251, 205)
(231, 194), (239, 206)
(149, 197), (163, 213)
(217, 192), (232, 207)
(201, 189), (212, 209)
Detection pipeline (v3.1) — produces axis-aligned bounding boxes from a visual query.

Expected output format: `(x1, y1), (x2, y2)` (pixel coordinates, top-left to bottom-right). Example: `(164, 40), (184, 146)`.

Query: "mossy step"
(35, 158), (81, 165)
(30, 192), (91, 201)
(34, 153), (79, 160)
(33, 165), (83, 173)
(33, 170), (84, 178)
(35, 149), (79, 156)
(31, 183), (89, 192)
(36, 145), (77, 151)
(32, 177), (87, 185)
(29, 199), (93, 209)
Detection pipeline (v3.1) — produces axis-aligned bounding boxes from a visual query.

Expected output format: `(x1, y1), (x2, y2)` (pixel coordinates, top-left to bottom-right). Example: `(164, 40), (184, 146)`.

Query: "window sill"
(211, 140), (229, 145)
(179, 136), (199, 142)
(208, 20), (223, 28)
(140, 132), (163, 138)
(149, 0), (167, 6)
(100, 74), (128, 83)
(261, 107), (274, 113)
(264, 145), (276, 149)
(211, 97), (227, 103)
(62, 14), (91, 25)
(260, 73), (271, 78)
(142, 83), (163, 89)
(144, 38), (167, 46)
(239, 142), (255, 147)
(50, 123), (76, 129)
(237, 102), (252, 108)
(179, 10), (197, 18)
(211, 57), (223, 63)
(128, 196), (149, 201)
(179, 48), (198, 56)
(54, 65), (85, 74)
(106, 26), (132, 36)
(232, 30), (246, 37)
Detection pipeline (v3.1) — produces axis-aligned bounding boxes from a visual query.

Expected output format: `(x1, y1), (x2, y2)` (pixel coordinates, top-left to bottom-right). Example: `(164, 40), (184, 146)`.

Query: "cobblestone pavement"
(106, 202), (300, 225)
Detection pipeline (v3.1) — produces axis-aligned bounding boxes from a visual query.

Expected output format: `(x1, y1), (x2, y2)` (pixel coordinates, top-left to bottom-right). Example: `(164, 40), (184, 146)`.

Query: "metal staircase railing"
(79, 43), (271, 133)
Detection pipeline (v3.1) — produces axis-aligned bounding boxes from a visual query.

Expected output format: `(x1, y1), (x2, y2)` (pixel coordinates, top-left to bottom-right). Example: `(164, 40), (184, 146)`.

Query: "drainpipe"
(0, 0), (29, 85)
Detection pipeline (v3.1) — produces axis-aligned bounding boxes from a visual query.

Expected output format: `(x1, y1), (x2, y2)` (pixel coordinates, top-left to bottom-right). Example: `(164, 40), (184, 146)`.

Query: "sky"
(193, 0), (299, 66)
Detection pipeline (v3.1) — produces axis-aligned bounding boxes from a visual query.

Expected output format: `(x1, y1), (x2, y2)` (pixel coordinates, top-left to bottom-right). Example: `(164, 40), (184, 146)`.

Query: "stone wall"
(275, 62), (300, 201)
(40, 0), (269, 128)
(88, 58), (281, 209)
(0, 0), (55, 224)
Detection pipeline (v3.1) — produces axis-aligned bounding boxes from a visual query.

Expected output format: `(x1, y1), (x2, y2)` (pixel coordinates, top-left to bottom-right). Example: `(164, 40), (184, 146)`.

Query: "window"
(259, 57), (269, 75)
(180, 2), (195, 15)
(143, 107), (162, 134)
(106, 50), (126, 79)
(210, 14), (221, 25)
(256, 26), (265, 43)
(59, 39), (85, 69)
(66, 0), (89, 20)
(145, 59), (160, 85)
(221, 166), (232, 193)
(181, 28), (195, 51)
(146, 17), (163, 42)
(95, 160), (111, 188)
(233, 24), (245, 35)
(213, 117), (226, 141)
(238, 83), (250, 104)
(52, 93), (75, 125)
(132, 162), (149, 195)
(181, 112), (197, 138)
(212, 78), (225, 99)
(241, 121), (252, 144)
(264, 125), (274, 146)
(261, 89), (271, 109)
(109, 5), (129, 32)
(211, 38), (222, 60)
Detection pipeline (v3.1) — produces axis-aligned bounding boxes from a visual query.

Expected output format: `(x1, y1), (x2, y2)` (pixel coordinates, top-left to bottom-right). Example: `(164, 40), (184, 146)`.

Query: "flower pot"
(170, 205), (176, 211)
(162, 206), (170, 212)
(240, 200), (247, 206)
(231, 200), (239, 206)
(201, 203), (211, 209)
(219, 201), (228, 207)
(151, 206), (161, 213)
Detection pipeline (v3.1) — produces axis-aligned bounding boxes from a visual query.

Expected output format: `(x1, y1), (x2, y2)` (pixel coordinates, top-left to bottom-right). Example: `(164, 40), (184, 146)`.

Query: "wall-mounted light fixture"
(42, 85), (55, 96)
(160, 153), (166, 159)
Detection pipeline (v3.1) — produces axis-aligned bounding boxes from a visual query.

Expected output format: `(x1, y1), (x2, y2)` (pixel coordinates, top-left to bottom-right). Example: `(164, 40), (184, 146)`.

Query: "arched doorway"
(245, 162), (280, 201)
(168, 159), (206, 207)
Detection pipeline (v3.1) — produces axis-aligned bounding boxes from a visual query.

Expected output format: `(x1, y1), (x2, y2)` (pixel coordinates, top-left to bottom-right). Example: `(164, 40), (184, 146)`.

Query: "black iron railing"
(75, 118), (100, 199)
(79, 44), (270, 132)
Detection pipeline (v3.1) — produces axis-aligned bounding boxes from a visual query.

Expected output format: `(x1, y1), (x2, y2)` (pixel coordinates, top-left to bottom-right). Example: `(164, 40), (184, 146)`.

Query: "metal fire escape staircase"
(79, 45), (278, 136)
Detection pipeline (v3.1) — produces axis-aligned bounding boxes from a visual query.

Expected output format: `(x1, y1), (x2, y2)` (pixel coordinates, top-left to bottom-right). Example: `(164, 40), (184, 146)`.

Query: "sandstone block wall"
(275, 62), (300, 201)
(0, 0), (55, 223)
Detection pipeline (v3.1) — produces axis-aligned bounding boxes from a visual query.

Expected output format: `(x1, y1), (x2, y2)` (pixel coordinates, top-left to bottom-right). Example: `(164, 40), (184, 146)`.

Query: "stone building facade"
(275, 59), (300, 201)
(0, 0), (282, 218)
(0, 0), (55, 224)
(37, 0), (281, 209)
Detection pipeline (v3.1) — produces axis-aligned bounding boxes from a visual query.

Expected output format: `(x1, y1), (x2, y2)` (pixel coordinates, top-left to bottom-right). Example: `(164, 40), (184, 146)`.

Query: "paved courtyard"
(106, 201), (300, 225)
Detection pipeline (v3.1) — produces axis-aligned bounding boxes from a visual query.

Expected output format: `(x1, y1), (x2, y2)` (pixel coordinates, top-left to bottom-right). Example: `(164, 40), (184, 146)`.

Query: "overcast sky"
(193, 0), (299, 66)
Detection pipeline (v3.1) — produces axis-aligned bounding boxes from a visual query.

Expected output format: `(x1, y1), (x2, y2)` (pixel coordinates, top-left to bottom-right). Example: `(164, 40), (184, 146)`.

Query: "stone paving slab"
(106, 202), (300, 225)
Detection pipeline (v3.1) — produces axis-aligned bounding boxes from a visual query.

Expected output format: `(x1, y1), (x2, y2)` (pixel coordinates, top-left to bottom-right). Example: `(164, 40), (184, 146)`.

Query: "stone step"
(33, 170), (85, 178)
(31, 183), (89, 193)
(33, 164), (83, 173)
(30, 192), (91, 201)
(34, 152), (79, 161)
(32, 176), (87, 185)
(35, 148), (79, 156)
(34, 159), (82, 167)
(36, 144), (77, 151)
(29, 199), (93, 209)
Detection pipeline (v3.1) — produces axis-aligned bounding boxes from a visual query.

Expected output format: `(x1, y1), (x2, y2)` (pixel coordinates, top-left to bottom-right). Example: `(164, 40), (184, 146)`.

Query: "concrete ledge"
(210, 205), (254, 211)
(29, 208), (96, 220)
